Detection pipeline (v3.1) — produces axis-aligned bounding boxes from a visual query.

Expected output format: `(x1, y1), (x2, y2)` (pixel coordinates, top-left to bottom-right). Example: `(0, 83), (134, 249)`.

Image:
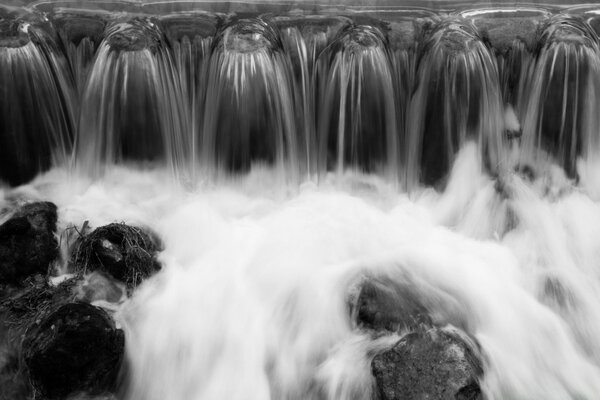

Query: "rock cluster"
(0, 201), (162, 400)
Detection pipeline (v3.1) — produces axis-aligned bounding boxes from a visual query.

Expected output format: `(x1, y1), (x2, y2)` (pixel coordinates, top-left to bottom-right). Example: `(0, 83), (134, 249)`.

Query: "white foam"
(5, 145), (600, 399)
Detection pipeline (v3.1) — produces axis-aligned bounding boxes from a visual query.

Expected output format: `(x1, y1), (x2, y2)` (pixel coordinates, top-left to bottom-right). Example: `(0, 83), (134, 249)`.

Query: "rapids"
(5, 2), (600, 399)
(2, 143), (600, 399)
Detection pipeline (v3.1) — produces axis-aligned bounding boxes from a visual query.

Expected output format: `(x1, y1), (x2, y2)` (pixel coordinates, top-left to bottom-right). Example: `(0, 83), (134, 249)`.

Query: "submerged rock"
(71, 223), (161, 289)
(372, 327), (483, 400)
(22, 302), (124, 400)
(0, 202), (58, 284)
(75, 271), (126, 304)
(354, 278), (432, 333)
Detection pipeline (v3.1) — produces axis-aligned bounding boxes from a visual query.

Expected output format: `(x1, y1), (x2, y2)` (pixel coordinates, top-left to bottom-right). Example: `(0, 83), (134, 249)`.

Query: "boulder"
(372, 327), (483, 400)
(354, 278), (432, 333)
(0, 202), (58, 284)
(0, 275), (78, 400)
(22, 302), (124, 400)
(71, 223), (161, 290)
(0, 275), (77, 338)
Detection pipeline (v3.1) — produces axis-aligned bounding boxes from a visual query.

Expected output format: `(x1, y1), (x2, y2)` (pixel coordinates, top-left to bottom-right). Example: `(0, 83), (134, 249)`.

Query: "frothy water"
(5, 3), (600, 399)
(3, 143), (600, 399)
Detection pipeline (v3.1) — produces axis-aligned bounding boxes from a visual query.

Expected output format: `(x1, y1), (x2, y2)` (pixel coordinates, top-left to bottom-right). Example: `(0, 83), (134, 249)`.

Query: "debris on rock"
(71, 222), (162, 289)
(0, 274), (77, 344)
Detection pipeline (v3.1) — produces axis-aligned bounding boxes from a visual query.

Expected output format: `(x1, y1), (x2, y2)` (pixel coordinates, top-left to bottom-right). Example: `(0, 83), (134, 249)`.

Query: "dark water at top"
(1, 1), (600, 189)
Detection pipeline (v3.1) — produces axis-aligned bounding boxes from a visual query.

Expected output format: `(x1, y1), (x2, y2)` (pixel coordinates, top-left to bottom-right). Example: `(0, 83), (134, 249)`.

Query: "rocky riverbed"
(1, 200), (484, 400)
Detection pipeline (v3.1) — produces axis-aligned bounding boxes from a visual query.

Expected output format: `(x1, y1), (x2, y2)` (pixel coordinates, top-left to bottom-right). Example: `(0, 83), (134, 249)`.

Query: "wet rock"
(0, 202), (58, 284)
(71, 223), (161, 289)
(22, 302), (124, 400)
(372, 327), (483, 400)
(1, 303), (31, 400)
(0, 275), (77, 343)
(0, 275), (78, 400)
(354, 278), (432, 333)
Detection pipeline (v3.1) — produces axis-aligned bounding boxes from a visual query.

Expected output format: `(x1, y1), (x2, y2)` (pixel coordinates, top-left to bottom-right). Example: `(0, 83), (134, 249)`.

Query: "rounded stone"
(22, 302), (124, 400)
(372, 327), (484, 400)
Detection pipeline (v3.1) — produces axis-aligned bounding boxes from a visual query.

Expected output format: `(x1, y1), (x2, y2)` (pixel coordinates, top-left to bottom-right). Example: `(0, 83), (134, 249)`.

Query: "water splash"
(4, 144), (600, 399)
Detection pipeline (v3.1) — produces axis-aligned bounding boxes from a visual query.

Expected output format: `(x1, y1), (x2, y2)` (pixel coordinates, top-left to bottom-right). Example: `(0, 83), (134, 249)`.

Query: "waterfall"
(75, 18), (188, 175)
(519, 15), (600, 179)
(316, 23), (399, 179)
(201, 19), (298, 176)
(0, 14), (73, 186)
(4, 3), (600, 400)
(405, 18), (504, 187)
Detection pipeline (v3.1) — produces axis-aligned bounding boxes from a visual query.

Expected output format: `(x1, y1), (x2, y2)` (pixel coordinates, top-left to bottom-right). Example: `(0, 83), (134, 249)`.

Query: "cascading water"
(201, 18), (298, 176)
(75, 18), (189, 176)
(519, 15), (600, 179)
(4, 2), (600, 400)
(0, 11), (72, 186)
(405, 18), (505, 187)
(316, 23), (399, 178)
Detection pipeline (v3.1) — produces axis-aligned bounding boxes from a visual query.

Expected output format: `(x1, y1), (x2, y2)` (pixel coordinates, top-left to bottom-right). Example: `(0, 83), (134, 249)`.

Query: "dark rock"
(0, 275), (77, 343)
(1, 302), (31, 400)
(22, 302), (124, 400)
(0, 275), (78, 400)
(0, 202), (58, 284)
(71, 223), (161, 289)
(372, 327), (483, 400)
(354, 278), (432, 333)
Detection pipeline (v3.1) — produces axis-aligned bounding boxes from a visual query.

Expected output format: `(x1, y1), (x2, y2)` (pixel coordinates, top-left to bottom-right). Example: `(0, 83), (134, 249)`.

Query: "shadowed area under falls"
(3, 2), (600, 400)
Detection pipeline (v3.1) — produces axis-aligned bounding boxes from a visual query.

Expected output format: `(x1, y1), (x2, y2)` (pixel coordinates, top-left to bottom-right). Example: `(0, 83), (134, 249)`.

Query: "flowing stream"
(3, 2), (600, 399)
